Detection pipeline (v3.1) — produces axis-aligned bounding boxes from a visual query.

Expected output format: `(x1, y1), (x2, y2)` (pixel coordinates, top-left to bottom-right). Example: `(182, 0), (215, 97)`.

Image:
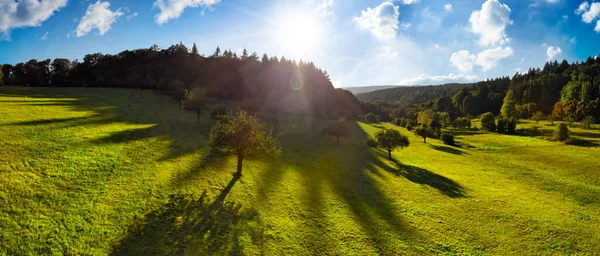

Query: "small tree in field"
(322, 118), (350, 144)
(582, 116), (595, 130)
(365, 113), (380, 124)
(480, 112), (496, 132)
(532, 111), (545, 124)
(209, 110), (281, 177)
(414, 125), (429, 143)
(554, 123), (569, 141)
(184, 88), (208, 122)
(375, 129), (409, 160)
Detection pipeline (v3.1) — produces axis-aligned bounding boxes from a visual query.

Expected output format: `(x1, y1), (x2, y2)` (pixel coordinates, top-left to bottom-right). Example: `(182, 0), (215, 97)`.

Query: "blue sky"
(1, 0), (600, 87)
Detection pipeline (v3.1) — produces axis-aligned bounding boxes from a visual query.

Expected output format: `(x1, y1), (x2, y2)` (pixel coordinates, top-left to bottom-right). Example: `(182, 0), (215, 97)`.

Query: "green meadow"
(1, 87), (599, 255)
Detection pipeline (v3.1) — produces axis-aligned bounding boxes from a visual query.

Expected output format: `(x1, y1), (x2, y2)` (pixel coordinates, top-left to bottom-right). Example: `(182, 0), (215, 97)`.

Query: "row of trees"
(358, 56), (600, 125)
(0, 43), (363, 119)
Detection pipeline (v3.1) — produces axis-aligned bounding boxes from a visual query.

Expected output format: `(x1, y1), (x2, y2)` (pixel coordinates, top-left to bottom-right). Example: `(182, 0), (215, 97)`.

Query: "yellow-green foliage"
(1, 87), (599, 255)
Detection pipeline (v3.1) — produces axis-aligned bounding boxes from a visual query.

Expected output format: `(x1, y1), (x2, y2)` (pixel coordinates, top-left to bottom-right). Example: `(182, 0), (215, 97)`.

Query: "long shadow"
(430, 145), (468, 155)
(565, 139), (600, 148)
(111, 176), (264, 255)
(389, 159), (466, 198)
(571, 131), (600, 139)
(0, 87), (208, 161)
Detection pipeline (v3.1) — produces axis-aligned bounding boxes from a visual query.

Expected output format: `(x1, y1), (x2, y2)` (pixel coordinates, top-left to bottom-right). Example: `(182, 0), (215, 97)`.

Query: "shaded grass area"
(1, 87), (599, 255)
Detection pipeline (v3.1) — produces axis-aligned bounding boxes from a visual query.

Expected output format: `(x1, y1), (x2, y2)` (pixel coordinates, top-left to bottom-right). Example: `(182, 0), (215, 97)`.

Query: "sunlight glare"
(276, 14), (322, 58)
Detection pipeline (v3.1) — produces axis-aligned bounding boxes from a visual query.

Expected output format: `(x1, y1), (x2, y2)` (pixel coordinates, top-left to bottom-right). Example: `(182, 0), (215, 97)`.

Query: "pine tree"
(191, 43), (199, 57)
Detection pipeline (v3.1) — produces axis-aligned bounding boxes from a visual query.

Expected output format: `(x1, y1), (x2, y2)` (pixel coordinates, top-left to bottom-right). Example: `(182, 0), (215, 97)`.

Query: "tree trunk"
(388, 150), (392, 160)
(235, 154), (244, 177)
(423, 137), (427, 143)
(179, 100), (183, 108)
(336, 136), (340, 144)
(197, 110), (200, 122)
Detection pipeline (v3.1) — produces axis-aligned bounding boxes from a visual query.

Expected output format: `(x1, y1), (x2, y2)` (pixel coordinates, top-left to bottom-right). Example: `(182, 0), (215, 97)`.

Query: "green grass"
(1, 87), (599, 255)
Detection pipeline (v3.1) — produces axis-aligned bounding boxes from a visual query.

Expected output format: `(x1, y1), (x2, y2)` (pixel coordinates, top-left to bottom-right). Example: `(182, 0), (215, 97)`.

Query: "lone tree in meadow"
(209, 110), (281, 177)
(375, 129), (409, 160)
(184, 88), (208, 122)
(554, 123), (569, 141)
(414, 125), (430, 143)
(365, 113), (381, 124)
(480, 112), (496, 132)
(532, 111), (545, 124)
(322, 118), (350, 144)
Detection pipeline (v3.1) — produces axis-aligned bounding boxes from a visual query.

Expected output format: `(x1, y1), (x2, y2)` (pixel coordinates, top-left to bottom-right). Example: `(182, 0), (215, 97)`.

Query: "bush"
(405, 123), (413, 131)
(480, 112), (496, 132)
(454, 117), (472, 129)
(366, 137), (378, 147)
(414, 125), (430, 143)
(554, 123), (569, 141)
(582, 116), (595, 130)
(496, 118), (508, 133)
(440, 133), (455, 146)
(365, 113), (381, 124)
(210, 104), (228, 120)
(496, 118), (516, 134)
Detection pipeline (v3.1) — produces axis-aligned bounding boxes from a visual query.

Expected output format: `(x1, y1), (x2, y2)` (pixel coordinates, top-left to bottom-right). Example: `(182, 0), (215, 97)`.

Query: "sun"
(275, 14), (322, 58)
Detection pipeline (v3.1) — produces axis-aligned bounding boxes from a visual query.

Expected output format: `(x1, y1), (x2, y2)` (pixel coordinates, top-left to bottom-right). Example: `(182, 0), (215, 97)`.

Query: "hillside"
(1, 86), (599, 255)
(341, 85), (398, 95)
(356, 83), (472, 105)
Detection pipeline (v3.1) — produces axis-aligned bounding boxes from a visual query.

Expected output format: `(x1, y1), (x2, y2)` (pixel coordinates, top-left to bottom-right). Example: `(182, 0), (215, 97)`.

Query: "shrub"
(480, 112), (496, 132)
(582, 116), (595, 130)
(365, 113), (381, 124)
(322, 118), (350, 144)
(554, 123), (569, 141)
(366, 137), (378, 147)
(496, 118), (517, 134)
(440, 133), (455, 146)
(405, 123), (413, 131)
(454, 117), (472, 129)
(210, 104), (228, 120)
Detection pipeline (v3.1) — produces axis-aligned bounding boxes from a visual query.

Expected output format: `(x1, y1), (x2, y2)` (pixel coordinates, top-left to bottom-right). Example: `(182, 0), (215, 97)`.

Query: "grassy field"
(1, 87), (599, 255)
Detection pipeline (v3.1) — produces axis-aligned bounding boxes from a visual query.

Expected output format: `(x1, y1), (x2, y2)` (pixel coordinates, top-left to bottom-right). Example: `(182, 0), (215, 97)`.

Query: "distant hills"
(353, 83), (473, 108)
(341, 85), (399, 95)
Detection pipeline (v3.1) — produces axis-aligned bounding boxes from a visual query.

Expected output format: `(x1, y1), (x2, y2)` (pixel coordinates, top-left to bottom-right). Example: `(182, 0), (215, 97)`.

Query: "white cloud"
(315, 0), (334, 17)
(545, 0), (559, 3)
(476, 47), (514, 71)
(153, 0), (220, 25)
(596, 20), (600, 31)
(576, 2), (590, 15)
(562, 15), (569, 21)
(41, 31), (48, 40)
(570, 37), (577, 44)
(402, 0), (419, 4)
(581, 2), (600, 23)
(127, 12), (138, 20)
(450, 47), (513, 72)
(546, 46), (562, 61)
(76, 1), (124, 37)
(398, 73), (478, 85)
(444, 3), (453, 11)
(0, 0), (67, 38)
(354, 1), (400, 40)
(450, 50), (477, 72)
(469, 0), (513, 46)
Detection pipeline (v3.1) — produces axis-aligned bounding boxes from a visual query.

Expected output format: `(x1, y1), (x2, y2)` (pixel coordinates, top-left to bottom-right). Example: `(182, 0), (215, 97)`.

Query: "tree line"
(0, 43), (363, 119)
(357, 55), (600, 124)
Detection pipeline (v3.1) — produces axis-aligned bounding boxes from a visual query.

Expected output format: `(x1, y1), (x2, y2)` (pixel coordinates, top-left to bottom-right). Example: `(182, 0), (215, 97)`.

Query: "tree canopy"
(374, 129), (409, 160)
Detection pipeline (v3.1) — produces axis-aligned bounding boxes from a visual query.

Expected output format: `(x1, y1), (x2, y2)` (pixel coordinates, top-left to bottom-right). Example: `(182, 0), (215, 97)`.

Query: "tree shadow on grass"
(0, 87), (211, 161)
(565, 138), (600, 148)
(388, 159), (466, 198)
(570, 131), (600, 139)
(111, 176), (265, 255)
(430, 145), (469, 155)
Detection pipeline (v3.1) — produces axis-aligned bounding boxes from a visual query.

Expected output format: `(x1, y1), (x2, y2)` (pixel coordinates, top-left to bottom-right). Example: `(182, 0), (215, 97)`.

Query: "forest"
(0, 43), (363, 119)
(357, 57), (600, 124)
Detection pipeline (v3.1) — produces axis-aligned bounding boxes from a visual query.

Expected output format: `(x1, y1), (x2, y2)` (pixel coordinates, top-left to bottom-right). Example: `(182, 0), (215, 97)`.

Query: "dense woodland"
(0, 43), (363, 119)
(357, 56), (600, 124)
